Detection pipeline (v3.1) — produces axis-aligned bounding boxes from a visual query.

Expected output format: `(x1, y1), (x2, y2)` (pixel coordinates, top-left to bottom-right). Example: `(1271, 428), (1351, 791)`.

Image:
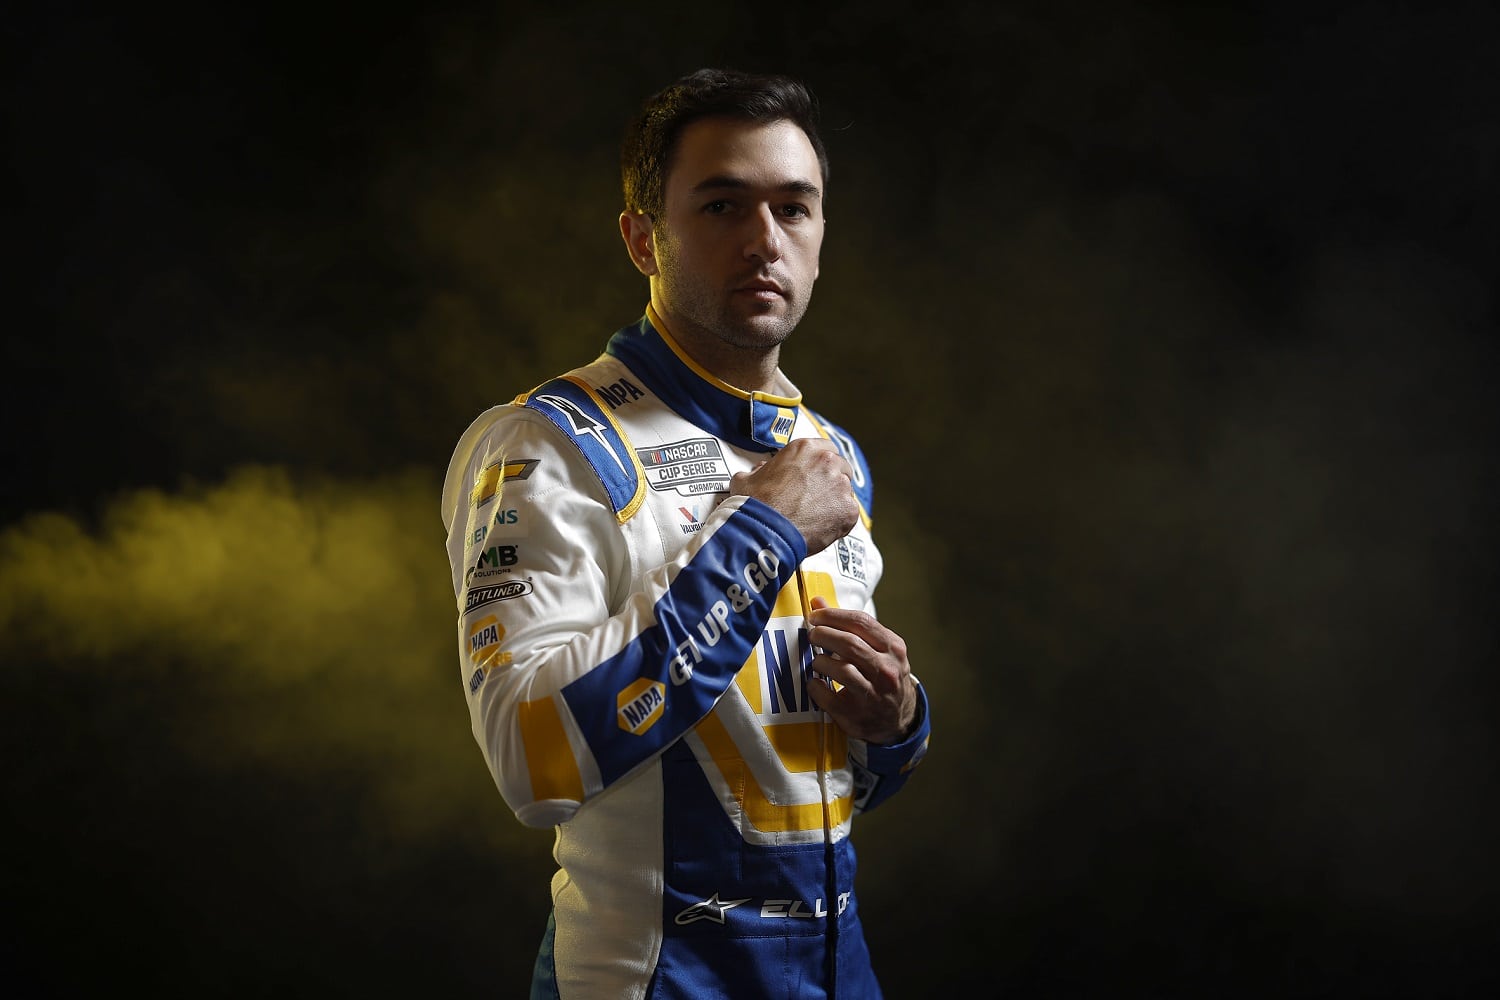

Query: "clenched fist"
(728, 438), (859, 554)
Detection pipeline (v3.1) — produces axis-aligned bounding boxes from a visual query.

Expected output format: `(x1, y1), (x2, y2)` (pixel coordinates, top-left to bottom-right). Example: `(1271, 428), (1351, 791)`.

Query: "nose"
(745, 204), (782, 263)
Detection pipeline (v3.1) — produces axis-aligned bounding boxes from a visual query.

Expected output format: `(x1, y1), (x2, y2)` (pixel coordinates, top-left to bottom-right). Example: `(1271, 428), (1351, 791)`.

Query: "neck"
(648, 301), (783, 393)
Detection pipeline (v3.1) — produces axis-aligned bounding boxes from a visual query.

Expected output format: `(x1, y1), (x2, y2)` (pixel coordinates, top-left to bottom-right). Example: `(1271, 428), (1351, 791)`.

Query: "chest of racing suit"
(441, 308), (931, 999)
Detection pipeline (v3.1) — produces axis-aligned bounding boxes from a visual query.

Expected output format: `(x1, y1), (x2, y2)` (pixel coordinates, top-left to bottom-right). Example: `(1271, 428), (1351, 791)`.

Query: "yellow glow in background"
(1, 468), (495, 835)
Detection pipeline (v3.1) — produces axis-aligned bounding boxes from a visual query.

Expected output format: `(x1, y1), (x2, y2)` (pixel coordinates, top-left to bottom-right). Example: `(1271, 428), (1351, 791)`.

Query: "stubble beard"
(704, 292), (805, 352)
(654, 233), (810, 354)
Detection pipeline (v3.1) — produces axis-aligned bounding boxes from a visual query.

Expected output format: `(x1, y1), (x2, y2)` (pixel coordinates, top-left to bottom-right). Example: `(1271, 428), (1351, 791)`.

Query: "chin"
(725, 316), (795, 347)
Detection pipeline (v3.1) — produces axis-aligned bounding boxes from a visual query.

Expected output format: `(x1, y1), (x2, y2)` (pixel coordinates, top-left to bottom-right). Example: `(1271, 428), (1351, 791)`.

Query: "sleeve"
(847, 680), (931, 815)
(442, 407), (808, 829)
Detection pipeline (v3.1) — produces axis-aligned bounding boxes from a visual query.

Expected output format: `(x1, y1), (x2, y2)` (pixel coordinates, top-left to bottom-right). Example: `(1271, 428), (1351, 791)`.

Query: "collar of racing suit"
(605, 305), (803, 453)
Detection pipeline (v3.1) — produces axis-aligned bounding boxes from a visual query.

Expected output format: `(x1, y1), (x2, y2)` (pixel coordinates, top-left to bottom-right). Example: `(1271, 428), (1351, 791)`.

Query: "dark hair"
(621, 68), (828, 218)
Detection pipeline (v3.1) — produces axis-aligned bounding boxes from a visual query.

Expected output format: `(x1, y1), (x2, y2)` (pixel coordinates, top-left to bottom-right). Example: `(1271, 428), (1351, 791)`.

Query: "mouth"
(735, 278), (786, 299)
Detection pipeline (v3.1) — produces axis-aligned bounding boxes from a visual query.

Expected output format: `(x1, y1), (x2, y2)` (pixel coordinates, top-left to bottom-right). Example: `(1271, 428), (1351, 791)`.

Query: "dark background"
(4, 1), (1497, 996)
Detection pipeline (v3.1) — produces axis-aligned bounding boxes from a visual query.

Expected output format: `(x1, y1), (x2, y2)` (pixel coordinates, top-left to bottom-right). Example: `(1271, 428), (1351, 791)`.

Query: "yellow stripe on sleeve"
(518, 696), (584, 804)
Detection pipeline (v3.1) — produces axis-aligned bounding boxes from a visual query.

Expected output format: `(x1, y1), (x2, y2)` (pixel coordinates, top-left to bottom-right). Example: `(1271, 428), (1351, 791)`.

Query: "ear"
(814, 215), (825, 281)
(619, 211), (658, 277)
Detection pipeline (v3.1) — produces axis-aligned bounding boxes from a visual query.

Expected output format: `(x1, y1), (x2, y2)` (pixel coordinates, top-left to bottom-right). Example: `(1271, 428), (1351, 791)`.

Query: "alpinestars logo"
(674, 893), (751, 925)
(534, 393), (629, 474)
(674, 891), (852, 925)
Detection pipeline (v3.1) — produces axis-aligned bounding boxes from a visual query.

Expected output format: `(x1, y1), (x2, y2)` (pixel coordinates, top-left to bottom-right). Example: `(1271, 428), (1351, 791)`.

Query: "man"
(440, 67), (931, 999)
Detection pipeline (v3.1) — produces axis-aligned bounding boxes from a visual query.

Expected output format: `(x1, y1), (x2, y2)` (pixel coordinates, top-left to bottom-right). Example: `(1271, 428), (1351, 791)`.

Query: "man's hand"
(804, 596), (919, 745)
(728, 438), (858, 553)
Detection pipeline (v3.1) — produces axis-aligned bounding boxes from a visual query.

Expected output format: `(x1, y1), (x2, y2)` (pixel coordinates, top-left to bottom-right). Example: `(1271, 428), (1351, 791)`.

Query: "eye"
(702, 200), (733, 215)
(779, 204), (811, 219)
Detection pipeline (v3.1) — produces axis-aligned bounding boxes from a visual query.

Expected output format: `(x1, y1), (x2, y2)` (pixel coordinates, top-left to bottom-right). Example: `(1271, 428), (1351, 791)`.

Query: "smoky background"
(4, 1), (1497, 995)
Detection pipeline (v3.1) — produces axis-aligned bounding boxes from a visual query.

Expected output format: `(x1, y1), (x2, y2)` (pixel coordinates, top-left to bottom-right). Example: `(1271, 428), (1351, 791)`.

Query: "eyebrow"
(689, 175), (823, 201)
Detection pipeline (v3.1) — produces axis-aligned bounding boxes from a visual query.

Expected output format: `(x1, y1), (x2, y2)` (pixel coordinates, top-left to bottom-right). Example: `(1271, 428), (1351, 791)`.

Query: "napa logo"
(467, 615), (508, 665)
(466, 615), (513, 693)
(770, 407), (796, 445)
(594, 377), (644, 410)
(617, 677), (666, 734)
(759, 626), (815, 714)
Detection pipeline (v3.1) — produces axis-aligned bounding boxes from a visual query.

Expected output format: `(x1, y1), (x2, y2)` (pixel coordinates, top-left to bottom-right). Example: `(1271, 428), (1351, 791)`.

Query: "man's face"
(648, 116), (825, 354)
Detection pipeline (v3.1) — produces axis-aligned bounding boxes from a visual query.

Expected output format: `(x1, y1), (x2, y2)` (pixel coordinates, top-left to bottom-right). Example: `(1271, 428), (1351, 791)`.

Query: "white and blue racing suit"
(440, 306), (931, 999)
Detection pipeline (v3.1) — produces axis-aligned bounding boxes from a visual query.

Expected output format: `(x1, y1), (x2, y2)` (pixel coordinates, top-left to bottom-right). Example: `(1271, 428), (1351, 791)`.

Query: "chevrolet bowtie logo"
(674, 892), (751, 926)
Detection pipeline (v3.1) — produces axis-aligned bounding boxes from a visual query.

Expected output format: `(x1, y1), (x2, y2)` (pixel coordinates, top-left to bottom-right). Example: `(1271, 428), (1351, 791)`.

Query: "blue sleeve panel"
(523, 377), (644, 520)
(560, 497), (808, 786)
(850, 682), (932, 814)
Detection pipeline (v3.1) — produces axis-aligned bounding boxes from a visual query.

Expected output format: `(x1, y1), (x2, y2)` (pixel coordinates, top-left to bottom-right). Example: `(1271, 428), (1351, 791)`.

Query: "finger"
(790, 438), (851, 475)
(805, 595), (833, 651)
(806, 597), (890, 672)
(819, 450), (855, 484)
(808, 651), (872, 695)
(807, 622), (883, 682)
(807, 605), (892, 654)
(806, 671), (841, 714)
(788, 437), (837, 456)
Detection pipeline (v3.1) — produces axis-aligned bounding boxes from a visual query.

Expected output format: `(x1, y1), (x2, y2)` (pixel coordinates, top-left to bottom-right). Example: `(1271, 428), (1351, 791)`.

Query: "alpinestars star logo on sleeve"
(535, 393), (630, 474)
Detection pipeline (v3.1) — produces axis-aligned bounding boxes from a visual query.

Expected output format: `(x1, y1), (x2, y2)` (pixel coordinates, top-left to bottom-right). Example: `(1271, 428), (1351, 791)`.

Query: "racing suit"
(440, 306), (931, 999)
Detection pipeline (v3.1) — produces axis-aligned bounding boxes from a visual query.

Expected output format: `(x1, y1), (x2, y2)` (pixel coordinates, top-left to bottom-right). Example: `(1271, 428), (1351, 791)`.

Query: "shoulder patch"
(522, 376), (646, 522)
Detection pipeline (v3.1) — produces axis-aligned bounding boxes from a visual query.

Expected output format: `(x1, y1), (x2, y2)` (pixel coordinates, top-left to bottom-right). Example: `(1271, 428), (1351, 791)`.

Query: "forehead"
(665, 117), (822, 201)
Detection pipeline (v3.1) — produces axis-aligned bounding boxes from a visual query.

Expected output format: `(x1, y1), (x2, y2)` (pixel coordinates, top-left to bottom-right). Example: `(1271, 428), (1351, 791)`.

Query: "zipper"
(798, 565), (839, 997)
